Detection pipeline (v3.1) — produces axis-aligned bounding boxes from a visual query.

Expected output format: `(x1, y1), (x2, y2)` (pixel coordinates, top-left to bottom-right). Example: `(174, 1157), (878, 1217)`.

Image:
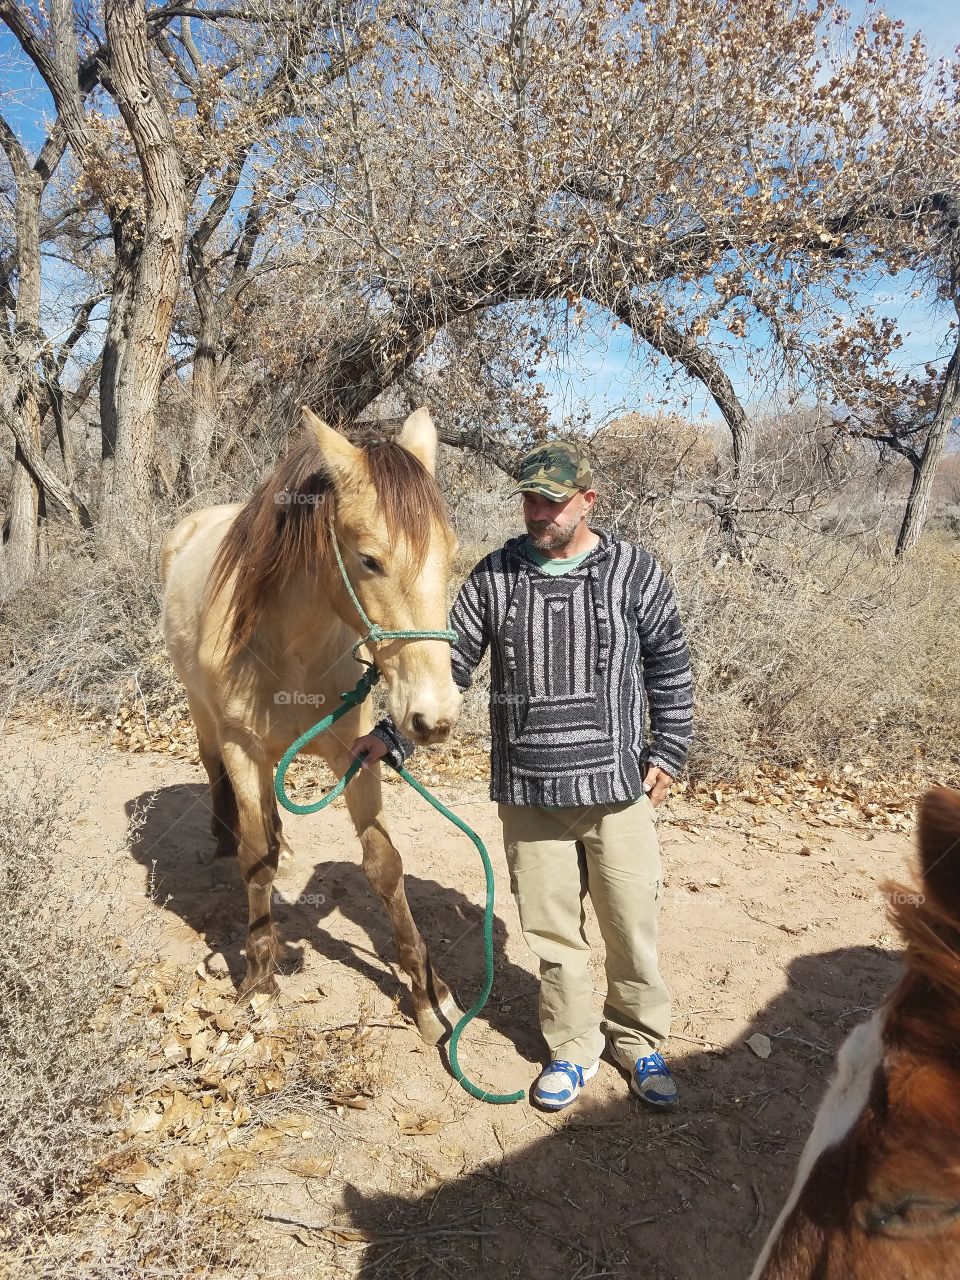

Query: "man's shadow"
(125, 782), (541, 1060)
(339, 943), (903, 1280)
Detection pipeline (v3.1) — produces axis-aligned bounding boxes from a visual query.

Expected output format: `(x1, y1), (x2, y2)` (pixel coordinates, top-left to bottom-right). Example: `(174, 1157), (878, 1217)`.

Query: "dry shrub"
(0, 765), (374, 1278)
(11, 1184), (264, 1280)
(0, 764), (136, 1237)
(4, 432), (960, 786)
(591, 411), (719, 509)
(655, 520), (960, 779)
(0, 762), (252, 1279)
(0, 523), (182, 723)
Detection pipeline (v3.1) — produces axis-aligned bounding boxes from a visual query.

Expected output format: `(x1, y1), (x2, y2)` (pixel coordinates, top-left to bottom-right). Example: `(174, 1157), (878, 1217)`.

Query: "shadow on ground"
(341, 943), (900, 1280)
(124, 781), (902, 1278)
(125, 782), (541, 1062)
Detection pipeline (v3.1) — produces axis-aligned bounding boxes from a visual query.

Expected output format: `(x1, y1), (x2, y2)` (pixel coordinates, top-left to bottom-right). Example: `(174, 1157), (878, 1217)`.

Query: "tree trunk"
(99, 217), (138, 469)
(180, 285), (222, 495)
(895, 332), (960, 556)
(6, 436), (40, 588)
(2, 148), (43, 590)
(627, 307), (754, 476)
(101, 0), (187, 528)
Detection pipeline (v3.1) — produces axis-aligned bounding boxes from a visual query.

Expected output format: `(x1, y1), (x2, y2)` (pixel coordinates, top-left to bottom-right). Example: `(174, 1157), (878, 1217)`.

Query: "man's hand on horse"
(643, 764), (674, 807)
(349, 734), (389, 771)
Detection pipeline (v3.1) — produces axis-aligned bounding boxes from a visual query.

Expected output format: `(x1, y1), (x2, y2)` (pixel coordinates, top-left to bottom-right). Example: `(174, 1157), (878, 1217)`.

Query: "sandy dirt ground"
(8, 723), (922, 1279)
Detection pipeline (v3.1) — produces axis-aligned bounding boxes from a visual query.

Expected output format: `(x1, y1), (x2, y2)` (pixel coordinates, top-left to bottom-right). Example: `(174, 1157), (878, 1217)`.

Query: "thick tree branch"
(1, 400), (92, 526)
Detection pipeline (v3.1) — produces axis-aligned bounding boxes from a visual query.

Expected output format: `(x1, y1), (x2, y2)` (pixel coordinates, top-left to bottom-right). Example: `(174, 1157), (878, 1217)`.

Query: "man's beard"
(527, 519), (577, 552)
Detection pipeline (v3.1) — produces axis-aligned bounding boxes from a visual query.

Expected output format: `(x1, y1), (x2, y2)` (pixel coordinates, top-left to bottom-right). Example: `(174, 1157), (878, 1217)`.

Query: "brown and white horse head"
(304, 406), (461, 746)
(753, 786), (960, 1280)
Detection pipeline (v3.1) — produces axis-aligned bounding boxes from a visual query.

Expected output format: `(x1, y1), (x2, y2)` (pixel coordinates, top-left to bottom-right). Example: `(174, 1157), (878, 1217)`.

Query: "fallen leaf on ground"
(321, 1226), (375, 1245)
(285, 1157), (333, 1179)
(396, 1111), (442, 1136)
(114, 1158), (154, 1185)
(329, 1093), (368, 1110)
(747, 1033), (772, 1060)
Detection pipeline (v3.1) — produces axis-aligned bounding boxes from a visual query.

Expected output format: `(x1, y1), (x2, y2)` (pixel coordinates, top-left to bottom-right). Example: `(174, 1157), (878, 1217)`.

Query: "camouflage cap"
(507, 441), (594, 501)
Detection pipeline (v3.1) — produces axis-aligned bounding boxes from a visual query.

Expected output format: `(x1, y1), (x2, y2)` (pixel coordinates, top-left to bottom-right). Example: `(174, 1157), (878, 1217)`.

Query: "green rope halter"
(273, 524), (524, 1106)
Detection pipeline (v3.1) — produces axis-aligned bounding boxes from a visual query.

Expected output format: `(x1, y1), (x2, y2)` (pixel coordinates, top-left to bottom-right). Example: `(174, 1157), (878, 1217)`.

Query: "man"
(350, 441), (694, 1111)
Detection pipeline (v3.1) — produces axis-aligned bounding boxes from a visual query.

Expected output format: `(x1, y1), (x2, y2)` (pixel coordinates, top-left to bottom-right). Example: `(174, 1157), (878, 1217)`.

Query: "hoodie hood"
(504, 527), (613, 577)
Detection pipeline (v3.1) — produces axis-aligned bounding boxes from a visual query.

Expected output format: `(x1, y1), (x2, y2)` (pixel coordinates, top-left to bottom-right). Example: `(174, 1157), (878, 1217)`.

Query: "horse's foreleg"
(338, 756), (460, 1045)
(220, 739), (281, 999)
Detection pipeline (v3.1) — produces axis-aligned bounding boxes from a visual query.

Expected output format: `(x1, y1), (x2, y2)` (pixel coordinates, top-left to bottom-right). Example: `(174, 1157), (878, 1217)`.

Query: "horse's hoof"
(236, 972), (280, 1004)
(415, 993), (462, 1046)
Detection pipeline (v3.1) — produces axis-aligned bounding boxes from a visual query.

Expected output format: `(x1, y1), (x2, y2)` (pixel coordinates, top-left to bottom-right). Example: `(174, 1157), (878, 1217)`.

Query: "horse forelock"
(885, 886), (960, 1007)
(360, 439), (450, 569)
(208, 433), (449, 658)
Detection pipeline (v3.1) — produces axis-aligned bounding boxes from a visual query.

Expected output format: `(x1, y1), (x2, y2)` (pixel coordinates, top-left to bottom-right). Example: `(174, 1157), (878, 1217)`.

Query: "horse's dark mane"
(208, 433), (447, 659)
(885, 882), (960, 1003)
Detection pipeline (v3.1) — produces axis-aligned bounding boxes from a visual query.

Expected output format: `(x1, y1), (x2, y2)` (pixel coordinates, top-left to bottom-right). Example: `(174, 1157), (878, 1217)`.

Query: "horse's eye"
(360, 554), (384, 574)
(861, 1196), (960, 1238)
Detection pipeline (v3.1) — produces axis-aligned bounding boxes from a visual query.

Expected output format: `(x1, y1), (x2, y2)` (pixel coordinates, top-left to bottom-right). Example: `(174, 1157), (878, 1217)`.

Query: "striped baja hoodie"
(373, 530), (694, 808)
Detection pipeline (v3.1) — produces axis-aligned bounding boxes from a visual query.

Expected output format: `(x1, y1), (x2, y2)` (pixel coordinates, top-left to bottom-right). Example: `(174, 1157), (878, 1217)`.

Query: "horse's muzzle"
(409, 713), (455, 745)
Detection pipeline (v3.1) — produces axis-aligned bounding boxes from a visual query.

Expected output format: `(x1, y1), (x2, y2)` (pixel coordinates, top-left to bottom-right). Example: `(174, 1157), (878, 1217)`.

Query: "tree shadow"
(337, 943), (902, 1280)
(124, 782), (541, 1062)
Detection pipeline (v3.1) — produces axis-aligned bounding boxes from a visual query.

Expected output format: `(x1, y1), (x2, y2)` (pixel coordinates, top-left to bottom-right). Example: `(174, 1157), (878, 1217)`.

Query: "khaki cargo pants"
(499, 797), (670, 1068)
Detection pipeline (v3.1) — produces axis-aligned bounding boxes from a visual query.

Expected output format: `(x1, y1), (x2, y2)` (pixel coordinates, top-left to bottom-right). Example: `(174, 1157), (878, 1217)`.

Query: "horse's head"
(305, 406), (462, 746)
(752, 786), (960, 1280)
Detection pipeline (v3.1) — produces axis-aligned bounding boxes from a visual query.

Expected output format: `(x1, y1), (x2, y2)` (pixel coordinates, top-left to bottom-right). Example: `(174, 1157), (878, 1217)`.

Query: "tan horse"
(161, 407), (463, 1043)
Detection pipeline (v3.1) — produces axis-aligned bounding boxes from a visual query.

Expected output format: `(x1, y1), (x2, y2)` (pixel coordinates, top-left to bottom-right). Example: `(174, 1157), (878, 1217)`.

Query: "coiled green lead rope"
(274, 668), (524, 1105)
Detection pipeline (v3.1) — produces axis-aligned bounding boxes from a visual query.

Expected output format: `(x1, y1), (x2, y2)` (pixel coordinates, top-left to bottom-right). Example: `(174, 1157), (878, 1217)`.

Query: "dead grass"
(0, 764), (137, 1239)
(0, 760), (379, 1278)
(658, 522), (960, 779)
(9, 1185), (265, 1280)
(0, 524), (184, 725)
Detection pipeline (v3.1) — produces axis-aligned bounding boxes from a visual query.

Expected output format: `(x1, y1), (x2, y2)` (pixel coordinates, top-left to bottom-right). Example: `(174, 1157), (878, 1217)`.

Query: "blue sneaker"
(532, 1058), (600, 1110)
(610, 1044), (678, 1109)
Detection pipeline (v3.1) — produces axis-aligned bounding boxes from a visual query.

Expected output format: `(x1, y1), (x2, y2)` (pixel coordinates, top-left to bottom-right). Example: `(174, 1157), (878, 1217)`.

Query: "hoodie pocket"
(510, 691), (616, 778)
(503, 572), (617, 779)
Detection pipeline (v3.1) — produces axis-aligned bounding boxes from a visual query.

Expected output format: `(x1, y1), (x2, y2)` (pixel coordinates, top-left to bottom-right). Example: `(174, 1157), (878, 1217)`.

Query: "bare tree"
(100, 0), (188, 521)
(895, 258), (960, 554)
(0, 54), (101, 590)
(168, 4), (378, 492)
(835, 244), (960, 555)
(3, 0), (959, 581)
(287, 0), (957, 494)
(1, 0), (192, 529)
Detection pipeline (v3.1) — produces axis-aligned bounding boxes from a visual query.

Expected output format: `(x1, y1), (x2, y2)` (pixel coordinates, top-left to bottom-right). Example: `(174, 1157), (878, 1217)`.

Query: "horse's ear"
(918, 787), (960, 920)
(398, 407), (438, 475)
(302, 407), (361, 486)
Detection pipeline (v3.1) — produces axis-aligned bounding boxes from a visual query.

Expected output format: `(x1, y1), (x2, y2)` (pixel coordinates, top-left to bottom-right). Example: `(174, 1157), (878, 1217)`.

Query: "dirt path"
(10, 724), (917, 1279)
